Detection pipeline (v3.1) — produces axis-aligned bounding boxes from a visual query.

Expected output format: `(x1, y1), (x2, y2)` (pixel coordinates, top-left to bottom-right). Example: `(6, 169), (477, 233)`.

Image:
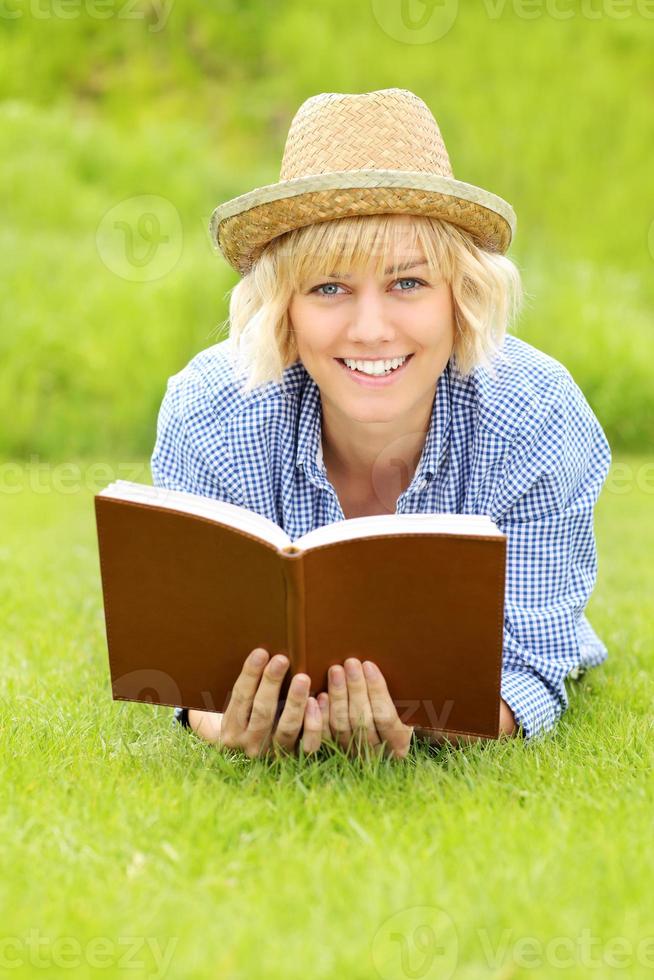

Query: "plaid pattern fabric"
(152, 333), (612, 740)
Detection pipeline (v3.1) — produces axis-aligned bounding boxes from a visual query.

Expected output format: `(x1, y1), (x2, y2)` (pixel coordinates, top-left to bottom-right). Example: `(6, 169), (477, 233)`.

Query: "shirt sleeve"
(172, 706), (192, 731)
(150, 367), (242, 733)
(490, 370), (612, 740)
(150, 367), (243, 502)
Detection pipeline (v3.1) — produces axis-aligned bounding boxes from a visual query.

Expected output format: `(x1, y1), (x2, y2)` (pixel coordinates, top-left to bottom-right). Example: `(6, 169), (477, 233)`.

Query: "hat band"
(210, 169), (516, 237)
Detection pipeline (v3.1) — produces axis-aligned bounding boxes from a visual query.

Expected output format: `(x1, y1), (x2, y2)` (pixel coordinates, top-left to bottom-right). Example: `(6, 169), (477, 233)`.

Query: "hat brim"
(210, 170), (516, 276)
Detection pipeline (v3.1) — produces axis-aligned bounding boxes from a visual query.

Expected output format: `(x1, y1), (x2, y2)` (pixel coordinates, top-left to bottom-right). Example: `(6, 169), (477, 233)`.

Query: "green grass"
(1, 455), (652, 979)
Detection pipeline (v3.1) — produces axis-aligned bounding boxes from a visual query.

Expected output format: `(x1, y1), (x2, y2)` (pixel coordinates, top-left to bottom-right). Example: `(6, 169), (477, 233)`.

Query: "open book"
(94, 480), (507, 739)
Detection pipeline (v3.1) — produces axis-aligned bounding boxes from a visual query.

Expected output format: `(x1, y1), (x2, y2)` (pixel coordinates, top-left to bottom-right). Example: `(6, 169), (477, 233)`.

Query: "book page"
(97, 480), (292, 551)
(294, 512), (503, 551)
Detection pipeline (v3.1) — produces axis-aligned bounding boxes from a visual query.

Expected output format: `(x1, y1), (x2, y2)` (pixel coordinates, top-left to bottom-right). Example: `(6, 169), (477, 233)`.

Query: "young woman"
(151, 89), (611, 759)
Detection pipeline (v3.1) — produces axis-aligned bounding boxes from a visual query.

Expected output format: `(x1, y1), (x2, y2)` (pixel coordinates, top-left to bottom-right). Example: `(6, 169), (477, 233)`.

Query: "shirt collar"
(295, 359), (453, 484)
(295, 368), (324, 477)
(418, 359), (452, 479)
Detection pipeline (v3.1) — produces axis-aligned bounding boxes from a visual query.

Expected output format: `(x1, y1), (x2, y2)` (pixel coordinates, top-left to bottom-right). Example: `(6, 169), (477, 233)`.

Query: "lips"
(334, 353), (415, 387)
(335, 354), (414, 373)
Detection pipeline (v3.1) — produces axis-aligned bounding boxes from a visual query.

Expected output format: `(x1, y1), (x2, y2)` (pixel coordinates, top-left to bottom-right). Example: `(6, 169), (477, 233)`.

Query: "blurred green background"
(1, 1), (652, 456)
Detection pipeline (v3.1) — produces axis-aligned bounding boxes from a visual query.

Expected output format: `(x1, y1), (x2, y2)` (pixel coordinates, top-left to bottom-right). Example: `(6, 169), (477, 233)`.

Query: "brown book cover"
(94, 481), (507, 739)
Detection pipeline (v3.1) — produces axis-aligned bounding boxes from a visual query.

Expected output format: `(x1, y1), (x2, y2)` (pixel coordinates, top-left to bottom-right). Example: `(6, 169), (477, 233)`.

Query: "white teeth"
(342, 355), (409, 375)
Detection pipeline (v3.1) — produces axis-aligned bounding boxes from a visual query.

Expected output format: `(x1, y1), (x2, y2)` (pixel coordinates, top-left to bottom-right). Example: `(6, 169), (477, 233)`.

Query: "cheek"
(294, 310), (342, 355)
(292, 330), (329, 363)
(288, 301), (311, 350)
(408, 319), (453, 352)
(414, 296), (455, 346)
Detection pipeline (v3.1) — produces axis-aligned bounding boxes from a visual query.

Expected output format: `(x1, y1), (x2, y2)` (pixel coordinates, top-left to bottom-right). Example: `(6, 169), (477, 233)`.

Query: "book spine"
(280, 547), (307, 674)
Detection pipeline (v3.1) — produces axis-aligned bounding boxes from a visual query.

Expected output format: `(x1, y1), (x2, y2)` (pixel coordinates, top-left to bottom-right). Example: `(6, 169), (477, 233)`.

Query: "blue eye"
(314, 282), (344, 296)
(312, 278), (424, 297)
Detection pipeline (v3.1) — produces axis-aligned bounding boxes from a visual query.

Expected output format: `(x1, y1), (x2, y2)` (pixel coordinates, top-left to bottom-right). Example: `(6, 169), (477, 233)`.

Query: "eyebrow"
(326, 259), (429, 279)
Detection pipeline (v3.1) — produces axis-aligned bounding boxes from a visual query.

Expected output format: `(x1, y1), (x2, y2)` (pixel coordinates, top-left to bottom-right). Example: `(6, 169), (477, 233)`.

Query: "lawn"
(1, 454), (652, 979)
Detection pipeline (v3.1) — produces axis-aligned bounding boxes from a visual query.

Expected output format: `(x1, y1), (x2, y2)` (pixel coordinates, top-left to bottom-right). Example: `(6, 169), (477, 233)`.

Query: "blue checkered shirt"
(151, 333), (612, 740)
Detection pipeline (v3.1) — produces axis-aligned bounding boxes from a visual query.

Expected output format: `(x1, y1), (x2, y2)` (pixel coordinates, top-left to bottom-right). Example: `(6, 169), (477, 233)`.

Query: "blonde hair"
(219, 213), (523, 393)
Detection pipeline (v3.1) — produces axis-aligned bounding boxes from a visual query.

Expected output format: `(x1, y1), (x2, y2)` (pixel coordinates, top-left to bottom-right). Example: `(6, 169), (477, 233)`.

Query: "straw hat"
(210, 88), (516, 276)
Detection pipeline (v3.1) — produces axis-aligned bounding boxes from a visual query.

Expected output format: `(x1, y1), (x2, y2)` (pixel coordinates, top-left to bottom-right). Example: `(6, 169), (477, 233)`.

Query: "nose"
(344, 285), (397, 349)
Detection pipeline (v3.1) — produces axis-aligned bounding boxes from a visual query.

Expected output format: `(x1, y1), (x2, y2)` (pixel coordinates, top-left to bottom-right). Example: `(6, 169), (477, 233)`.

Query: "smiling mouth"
(335, 353), (414, 377)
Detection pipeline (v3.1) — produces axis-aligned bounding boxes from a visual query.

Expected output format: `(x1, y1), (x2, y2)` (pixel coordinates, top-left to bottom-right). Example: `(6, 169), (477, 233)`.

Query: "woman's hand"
(193, 648), (325, 758)
(323, 658), (414, 759)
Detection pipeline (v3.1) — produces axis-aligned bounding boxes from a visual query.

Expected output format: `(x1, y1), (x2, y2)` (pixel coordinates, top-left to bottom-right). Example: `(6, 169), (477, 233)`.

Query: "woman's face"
(287, 247), (455, 425)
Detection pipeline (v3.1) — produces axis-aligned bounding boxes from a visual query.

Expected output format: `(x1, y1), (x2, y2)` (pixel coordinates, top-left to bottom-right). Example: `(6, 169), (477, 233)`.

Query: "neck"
(320, 392), (436, 493)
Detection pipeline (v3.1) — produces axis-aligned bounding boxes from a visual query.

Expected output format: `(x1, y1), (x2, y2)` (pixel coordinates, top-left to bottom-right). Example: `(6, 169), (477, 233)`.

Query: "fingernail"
(292, 674), (309, 692)
(251, 649), (267, 667)
(330, 667), (344, 687)
(271, 655), (288, 676)
(363, 661), (379, 680)
(345, 659), (360, 680)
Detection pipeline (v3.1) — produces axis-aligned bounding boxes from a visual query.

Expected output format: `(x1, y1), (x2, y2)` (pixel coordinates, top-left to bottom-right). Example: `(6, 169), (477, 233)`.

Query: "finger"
(362, 661), (413, 758)
(344, 658), (380, 747)
(300, 696), (323, 756)
(328, 666), (352, 751)
(272, 673), (310, 755)
(246, 654), (289, 741)
(221, 648), (270, 736)
(317, 692), (332, 744)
